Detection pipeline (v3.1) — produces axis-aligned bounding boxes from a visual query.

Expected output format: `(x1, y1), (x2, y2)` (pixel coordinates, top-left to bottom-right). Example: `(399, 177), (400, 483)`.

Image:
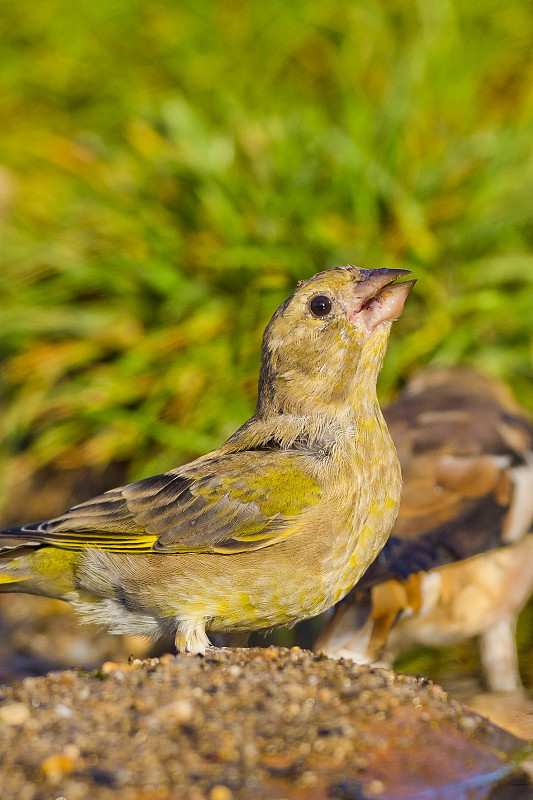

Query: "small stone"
(262, 648), (278, 661)
(459, 715), (478, 731)
(298, 771), (318, 787)
(54, 704), (73, 719)
(40, 753), (75, 781)
(63, 744), (80, 760)
(0, 703), (30, 725)
(155, 699), (193, 723)
(209, 785), (233, 800)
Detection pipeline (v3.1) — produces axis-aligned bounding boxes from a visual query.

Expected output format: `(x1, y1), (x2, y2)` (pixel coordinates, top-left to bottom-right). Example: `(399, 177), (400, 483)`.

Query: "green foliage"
(1, 0), (533, 515)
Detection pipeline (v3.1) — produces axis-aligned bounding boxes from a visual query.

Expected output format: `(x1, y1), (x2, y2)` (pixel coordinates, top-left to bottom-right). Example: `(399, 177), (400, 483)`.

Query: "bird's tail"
(0, 526), (44, 589)
(0, 523), (80, 597)
(0, 560), (28, 589)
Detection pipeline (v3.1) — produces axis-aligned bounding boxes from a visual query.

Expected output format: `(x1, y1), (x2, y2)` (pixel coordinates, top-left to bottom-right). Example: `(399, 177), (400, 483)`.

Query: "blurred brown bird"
(315, 368), (533, 691)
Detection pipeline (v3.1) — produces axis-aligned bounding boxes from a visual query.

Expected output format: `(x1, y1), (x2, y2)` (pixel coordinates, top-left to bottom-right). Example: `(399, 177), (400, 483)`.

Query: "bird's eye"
(309, 295), (332, 317)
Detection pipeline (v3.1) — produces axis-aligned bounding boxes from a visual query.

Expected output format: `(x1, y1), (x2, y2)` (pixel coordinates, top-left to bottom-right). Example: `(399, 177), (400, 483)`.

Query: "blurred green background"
(1, 0), (533, 684)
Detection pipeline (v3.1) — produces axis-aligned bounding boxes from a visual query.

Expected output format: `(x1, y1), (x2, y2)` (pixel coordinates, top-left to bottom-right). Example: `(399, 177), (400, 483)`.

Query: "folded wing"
(0, 451), (322, 555)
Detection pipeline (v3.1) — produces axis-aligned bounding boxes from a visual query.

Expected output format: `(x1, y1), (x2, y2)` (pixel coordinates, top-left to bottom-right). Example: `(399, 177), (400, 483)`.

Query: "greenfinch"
(0, 266), (414, 654)
(315, 367), (533, 691)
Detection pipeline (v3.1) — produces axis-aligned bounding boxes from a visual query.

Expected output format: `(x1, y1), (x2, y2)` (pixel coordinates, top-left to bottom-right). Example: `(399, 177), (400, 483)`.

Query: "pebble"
(209, 786), (233, 800)
(40, 752), (75, 780)
(0, 702), (30, 725)
(54, 703), (73, 718)
(154, 698), (193, 723)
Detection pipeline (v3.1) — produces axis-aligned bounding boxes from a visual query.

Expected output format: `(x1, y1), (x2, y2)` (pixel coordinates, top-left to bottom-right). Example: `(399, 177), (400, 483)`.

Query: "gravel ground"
(0, 647), (531, 800)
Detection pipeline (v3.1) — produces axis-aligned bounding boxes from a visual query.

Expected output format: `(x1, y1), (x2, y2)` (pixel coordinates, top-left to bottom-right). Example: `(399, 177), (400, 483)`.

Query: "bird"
(0, 266), (415, 654)
(315, 367), (533, 692)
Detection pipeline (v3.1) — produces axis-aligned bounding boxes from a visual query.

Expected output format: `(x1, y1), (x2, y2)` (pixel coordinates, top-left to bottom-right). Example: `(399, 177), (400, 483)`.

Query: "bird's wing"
(0, 451), (322, 555)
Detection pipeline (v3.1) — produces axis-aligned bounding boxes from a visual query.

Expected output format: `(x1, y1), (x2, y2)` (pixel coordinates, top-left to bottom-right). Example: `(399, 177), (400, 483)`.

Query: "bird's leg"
(175, 619), (211, 655)
(480, 615), (522, 692)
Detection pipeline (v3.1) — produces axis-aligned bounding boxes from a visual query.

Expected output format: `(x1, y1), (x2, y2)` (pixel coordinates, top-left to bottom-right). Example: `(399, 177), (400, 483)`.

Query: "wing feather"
(1, 451), (322, 555)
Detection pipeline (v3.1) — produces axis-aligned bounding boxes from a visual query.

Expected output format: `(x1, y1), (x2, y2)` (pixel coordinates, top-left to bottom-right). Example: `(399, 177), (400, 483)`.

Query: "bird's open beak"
(350, 268), (416, 333)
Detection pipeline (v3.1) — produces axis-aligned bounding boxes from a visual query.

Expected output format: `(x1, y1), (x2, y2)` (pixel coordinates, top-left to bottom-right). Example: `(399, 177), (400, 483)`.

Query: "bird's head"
(256, 266), (415, 418)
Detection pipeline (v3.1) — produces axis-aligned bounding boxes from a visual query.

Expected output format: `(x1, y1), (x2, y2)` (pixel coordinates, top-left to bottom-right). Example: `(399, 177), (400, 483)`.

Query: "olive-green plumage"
(0, 266), (414, 653)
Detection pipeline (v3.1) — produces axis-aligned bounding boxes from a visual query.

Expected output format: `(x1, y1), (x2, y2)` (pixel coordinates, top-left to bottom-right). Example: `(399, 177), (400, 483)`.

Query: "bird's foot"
(175, 619), (210, 655)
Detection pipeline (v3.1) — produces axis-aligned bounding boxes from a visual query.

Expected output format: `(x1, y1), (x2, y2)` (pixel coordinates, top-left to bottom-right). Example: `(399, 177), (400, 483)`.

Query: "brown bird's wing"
(0, 451), (322, 555)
